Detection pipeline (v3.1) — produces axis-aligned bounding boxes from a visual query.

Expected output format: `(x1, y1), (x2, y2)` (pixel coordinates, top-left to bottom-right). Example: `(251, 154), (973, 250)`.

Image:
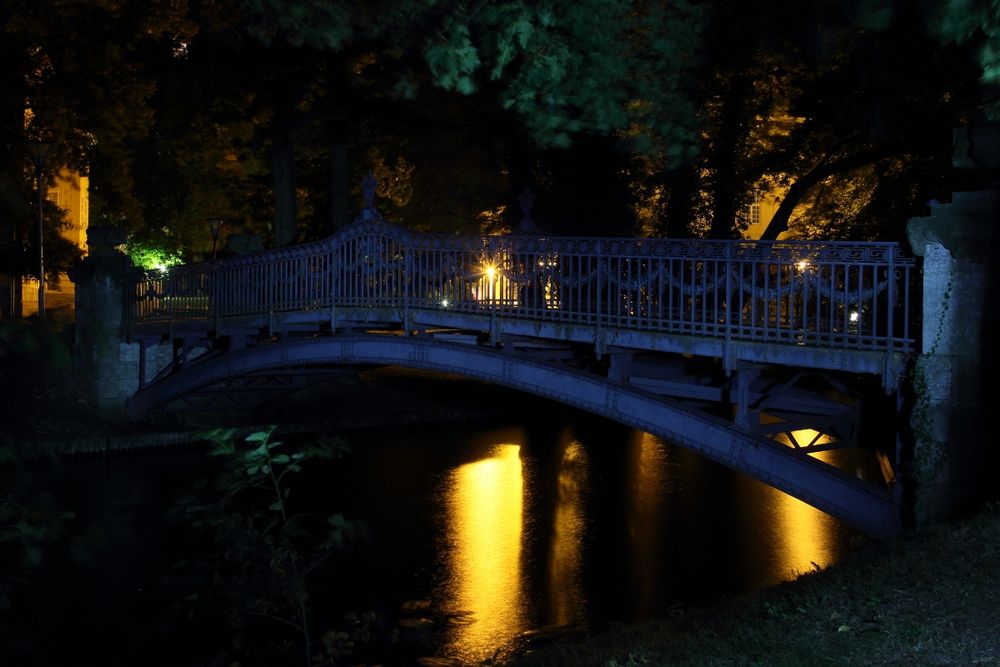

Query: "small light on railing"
(441, 298), (449, 308)
(849, 310), (859, 323)
(796, 260), (809, 272)
(153, 262), (169, 274)
(485, 264), (496, 281)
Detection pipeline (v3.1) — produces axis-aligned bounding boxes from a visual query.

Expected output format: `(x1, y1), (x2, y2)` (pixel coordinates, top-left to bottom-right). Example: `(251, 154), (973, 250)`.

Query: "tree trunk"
(271, 64), (299, 248)
(663, 164), (696, 238)
(709, 77), (750, 239)
(0, 31), (29, 311)
(505, 128), (536, 229)
(271, 124), (297, 247)
(329, 124), (350, 231)
(326, 54), (352, 233)
(759, 145), (899, 240)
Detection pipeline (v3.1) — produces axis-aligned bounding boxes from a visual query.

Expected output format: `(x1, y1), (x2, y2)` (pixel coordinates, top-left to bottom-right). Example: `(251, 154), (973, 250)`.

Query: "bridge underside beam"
(127, 333), (899, 538)
(128, 305), (908, 388)
(161, 366), (362, 412)
(407, 309), (906, 384)
(622, 371), (859, 452)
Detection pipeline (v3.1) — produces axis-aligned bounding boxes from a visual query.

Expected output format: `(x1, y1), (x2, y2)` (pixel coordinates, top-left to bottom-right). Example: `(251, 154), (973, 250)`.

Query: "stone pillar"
(906, 189), (999, 523)
(68, 226), (141, 418)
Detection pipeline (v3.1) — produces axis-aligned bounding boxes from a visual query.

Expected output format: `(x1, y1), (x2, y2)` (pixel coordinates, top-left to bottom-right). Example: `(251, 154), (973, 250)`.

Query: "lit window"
(749, 189), (762, 227)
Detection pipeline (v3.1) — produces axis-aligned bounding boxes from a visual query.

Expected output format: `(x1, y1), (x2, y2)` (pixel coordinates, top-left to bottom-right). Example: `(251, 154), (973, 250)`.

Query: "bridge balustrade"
(128, 222), (915, 352)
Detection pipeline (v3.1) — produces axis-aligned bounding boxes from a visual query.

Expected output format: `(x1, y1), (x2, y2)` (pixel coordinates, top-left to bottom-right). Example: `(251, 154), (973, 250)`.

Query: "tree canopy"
(0, 0), (990, 274)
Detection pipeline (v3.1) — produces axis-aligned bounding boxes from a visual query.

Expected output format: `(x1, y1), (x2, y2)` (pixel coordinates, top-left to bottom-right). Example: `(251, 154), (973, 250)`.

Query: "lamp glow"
(849, 310), (859, 323)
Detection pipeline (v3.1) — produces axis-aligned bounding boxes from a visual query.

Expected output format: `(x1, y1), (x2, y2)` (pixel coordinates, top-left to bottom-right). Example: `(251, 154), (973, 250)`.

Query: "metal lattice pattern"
(129, 221), (916, 352)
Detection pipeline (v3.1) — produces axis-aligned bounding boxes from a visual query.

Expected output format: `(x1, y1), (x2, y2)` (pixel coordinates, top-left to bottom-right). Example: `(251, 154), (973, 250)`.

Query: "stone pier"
(70, 226), (172, 418)
(906, 189), (999, 523)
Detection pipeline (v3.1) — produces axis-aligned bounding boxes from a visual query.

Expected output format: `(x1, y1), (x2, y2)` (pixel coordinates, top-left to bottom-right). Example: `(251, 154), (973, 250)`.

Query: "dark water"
(7, 407), (878, 665)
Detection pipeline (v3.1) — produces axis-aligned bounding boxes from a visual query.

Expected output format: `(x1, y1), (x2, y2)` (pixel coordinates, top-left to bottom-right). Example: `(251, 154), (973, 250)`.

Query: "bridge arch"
(128, 333), (898, 537)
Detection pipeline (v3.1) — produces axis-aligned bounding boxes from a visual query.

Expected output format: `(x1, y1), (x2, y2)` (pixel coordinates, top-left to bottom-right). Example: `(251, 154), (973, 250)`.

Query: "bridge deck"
(131, 305), (907, 383)
(128, 221), (916, 387)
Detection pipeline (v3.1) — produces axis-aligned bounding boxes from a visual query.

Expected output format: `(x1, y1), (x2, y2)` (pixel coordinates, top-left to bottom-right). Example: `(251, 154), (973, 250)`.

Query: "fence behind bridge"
(128, 222), (916, 353)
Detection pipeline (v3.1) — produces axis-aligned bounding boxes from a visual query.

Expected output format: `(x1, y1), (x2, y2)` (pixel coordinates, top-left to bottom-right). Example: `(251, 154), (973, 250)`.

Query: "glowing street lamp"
(481, 263), (498, 303)
(27, 141), (50, 319)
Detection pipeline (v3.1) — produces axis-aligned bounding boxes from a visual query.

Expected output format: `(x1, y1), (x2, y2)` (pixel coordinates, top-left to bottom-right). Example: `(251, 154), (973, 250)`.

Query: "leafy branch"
(180, 426), (361, 666)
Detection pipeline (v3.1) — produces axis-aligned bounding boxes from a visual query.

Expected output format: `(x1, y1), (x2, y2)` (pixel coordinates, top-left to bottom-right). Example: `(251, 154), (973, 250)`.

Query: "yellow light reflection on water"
(765, 448), (841, 580)
(548, 439), (588, 626)
(627, 433), (669, 614)
(441, 444), (525, 663)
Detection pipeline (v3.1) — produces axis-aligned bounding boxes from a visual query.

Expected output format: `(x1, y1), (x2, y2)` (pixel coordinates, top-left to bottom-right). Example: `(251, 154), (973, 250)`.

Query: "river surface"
(332, 414), (871, 664)
(14, 403), (880, 666)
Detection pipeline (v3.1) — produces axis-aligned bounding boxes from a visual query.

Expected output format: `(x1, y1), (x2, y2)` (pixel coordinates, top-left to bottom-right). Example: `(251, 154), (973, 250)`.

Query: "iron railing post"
(123, 275), (134, 337)
(884, 246), (897, 386)
(887, 246), (896, 345)
(595, 240), (604, 358)
(724, 241), (733, 374)
(210, 261), (220, 334)
(330, 237), (338, 330)
(403, 237), (412, 334)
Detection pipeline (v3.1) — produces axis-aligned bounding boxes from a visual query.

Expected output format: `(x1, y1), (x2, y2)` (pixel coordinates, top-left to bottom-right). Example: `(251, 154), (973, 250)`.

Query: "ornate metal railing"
(128, 220), (916, 352)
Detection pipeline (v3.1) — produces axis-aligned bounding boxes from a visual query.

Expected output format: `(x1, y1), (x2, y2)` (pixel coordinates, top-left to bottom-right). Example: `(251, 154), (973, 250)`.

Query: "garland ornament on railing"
(127, 174), (916, 357)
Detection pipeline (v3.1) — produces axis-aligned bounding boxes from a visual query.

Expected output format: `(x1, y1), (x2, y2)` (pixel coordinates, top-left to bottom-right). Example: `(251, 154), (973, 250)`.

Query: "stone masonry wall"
(906, 189), (998, 523)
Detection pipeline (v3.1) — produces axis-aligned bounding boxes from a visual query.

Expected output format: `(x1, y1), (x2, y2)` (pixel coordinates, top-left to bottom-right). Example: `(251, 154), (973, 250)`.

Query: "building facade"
(19, 169), (89, 319)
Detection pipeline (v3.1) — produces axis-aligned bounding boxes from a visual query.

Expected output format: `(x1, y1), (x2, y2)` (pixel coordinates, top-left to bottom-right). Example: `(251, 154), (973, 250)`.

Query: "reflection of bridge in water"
(124, 195), (915, 538)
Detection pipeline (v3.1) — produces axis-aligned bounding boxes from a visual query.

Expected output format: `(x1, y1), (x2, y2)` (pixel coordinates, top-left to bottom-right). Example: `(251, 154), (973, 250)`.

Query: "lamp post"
(27, 141), (50, 320)
(207, 218), (224, 263)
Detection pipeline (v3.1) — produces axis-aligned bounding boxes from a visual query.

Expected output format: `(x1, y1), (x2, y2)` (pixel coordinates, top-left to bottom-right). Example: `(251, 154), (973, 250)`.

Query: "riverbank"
(2, 365), (522, 458)
(1, 316), (528, 457)
(513, 504), (1000, 666)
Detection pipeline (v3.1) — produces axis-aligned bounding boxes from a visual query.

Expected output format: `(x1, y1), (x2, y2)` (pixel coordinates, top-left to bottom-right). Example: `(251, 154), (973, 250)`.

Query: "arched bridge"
(124, 209), (916, 538)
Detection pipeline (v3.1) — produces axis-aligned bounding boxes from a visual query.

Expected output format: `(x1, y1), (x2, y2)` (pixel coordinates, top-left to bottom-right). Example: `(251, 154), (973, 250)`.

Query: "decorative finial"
(513, 188), (541, 235)
(362, 170), (377, 209)
(518, 188), (535, 222)
(357, 170), (383, 223)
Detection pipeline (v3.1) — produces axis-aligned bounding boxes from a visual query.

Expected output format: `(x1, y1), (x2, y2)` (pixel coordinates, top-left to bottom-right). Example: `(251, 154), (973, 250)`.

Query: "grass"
(513, 505), (1000, 667)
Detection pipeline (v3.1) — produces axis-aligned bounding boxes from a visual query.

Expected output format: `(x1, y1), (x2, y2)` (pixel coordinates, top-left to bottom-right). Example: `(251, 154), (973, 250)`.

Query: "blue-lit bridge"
(123, 197), (916, 538)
